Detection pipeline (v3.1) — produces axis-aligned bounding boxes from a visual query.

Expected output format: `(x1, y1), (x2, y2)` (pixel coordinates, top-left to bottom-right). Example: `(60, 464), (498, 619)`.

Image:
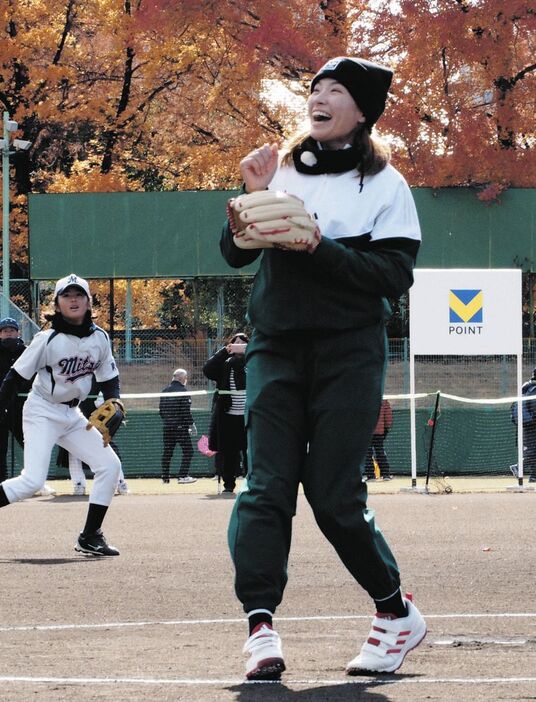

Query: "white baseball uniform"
(2, 326), (121, 505)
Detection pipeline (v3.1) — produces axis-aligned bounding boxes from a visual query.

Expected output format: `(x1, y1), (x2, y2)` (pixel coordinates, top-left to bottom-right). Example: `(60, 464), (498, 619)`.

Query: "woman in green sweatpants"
(229, 325), (399, 610)
(221, 56), (426, 681)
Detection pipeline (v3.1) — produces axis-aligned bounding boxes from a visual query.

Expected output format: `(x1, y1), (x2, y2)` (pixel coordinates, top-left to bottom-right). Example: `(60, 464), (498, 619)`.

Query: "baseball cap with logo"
(0, 317), (19, 331)
(311, 57), (393, 129)
(54, 273), (91, 299)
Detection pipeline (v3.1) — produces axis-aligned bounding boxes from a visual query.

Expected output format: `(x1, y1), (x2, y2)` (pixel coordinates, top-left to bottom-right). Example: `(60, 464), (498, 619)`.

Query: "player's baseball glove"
(227, 190), (319, 251)
(86, 398), (125, 447)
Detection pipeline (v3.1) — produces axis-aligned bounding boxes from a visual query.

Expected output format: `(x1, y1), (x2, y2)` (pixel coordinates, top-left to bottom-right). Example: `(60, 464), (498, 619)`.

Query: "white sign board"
(410, 269), (522, 355)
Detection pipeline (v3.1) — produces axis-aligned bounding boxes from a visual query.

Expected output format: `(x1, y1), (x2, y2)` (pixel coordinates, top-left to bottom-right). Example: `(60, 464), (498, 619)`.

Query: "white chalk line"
(2, 614), (534, 689)
(0, 675), (535, 687)
(1, 611), (536, 633)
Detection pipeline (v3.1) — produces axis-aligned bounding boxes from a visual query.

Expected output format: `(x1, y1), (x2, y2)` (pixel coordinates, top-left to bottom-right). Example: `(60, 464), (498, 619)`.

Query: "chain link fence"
(4, 277), (536, 397)
(3, 275), (536, 481)
(0, 279), (39, 341)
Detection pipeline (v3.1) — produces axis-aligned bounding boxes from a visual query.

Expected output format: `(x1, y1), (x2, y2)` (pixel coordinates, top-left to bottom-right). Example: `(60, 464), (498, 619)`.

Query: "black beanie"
(310, 57), (393, 128)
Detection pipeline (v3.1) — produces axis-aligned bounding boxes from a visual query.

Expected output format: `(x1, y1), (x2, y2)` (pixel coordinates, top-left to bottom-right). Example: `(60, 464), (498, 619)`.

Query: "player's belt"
(62, 399), (80, 407)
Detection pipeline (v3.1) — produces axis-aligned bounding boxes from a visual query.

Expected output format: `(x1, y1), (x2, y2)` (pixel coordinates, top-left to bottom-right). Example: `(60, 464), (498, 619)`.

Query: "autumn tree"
(349, 0), (536, 198)
(1, 0), (535, 330)
(1, 1), (346, 193)
(1, 0), (345, 323)
(158, 277), (251, 338)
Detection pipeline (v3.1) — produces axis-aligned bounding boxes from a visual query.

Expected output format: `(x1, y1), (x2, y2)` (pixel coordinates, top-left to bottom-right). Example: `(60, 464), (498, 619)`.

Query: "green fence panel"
(5, 407), (518, 480)
(28, 188), (536, 279)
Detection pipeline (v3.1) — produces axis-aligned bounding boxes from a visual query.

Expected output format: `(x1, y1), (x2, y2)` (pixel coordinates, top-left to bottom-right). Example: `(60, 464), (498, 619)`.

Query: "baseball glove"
(86, 398), (125, 447)
(227, 190), (319, 251)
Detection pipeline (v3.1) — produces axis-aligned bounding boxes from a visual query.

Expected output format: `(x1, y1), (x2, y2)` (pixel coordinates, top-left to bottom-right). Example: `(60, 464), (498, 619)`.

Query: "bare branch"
(53, 0), (76, 66)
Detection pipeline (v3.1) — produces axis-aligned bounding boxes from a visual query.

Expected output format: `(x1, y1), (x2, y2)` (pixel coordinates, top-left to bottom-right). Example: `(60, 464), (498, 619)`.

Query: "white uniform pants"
(69, 453), (125, 488)
(2, 393), (121, 506)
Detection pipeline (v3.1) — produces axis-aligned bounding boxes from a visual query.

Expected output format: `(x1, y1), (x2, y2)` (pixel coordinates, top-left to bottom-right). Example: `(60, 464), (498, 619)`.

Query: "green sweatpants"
(228, 324), (401, 614)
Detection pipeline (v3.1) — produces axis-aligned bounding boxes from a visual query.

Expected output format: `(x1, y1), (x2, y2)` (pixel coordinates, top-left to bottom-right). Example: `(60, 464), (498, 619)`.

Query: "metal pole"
(409, 349), (417, 488)
(109, 278), (114, 354)
(2, 111), (10, 318)
(529, 272), (534, 339)
(125, 279), (132, 362)
(403, 336), (409, 394)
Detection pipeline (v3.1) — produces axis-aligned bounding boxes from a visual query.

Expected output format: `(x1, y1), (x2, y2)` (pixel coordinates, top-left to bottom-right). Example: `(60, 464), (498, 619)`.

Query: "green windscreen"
(28, 187), (536, 279)
(412, 187), (536, 269)
(28, 189), (246, 279)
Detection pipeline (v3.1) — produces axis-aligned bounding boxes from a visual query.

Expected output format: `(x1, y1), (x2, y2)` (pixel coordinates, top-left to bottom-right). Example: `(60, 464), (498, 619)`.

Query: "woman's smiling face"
(308, 78), (366, 150)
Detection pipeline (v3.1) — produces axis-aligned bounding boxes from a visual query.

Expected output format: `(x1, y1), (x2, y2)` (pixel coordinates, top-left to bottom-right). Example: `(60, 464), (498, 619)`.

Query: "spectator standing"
(159, 368), (197, 484)
(511, 369), (536, 483)
(203, 332), (249, 497)
(364, 399), (393, 480)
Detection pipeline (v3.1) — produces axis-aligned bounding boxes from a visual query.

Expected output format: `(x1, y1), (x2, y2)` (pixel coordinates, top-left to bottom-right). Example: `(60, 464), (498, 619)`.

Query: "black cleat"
(75, 529), (120, 557)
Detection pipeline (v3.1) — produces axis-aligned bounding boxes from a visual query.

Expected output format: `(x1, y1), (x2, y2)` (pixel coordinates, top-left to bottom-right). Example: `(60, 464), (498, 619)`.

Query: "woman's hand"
(227, 342), (247, 355)
(240, 143), (279, 193)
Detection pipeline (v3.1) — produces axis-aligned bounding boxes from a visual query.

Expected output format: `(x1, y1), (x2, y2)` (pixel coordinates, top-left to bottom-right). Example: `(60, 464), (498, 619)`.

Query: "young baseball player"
(222, 57), (426, 679)
(0, 274), (123, 556)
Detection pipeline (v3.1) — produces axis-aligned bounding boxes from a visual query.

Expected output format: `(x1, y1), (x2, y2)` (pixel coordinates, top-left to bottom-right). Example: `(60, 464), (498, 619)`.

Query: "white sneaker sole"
(346, 626), (427, 675)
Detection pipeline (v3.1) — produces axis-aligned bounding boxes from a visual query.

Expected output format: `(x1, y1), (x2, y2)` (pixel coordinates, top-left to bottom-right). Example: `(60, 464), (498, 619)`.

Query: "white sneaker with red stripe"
(346, 595), (426, 675)
(243, 624), (286, 680)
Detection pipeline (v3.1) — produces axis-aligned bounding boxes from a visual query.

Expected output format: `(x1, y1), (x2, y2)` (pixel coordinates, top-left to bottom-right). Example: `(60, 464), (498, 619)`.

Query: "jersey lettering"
(58, 355), (102, 382)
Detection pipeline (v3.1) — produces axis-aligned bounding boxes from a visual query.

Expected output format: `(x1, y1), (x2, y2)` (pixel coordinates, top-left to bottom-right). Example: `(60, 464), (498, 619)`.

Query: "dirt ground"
(0, 479), (535, 701)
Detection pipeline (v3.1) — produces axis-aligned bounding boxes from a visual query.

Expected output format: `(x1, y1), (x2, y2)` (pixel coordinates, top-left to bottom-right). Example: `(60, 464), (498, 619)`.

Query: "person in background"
(220, 56), (426, 680)
(159, 368), (197, 484)
(0, 274), (123, 556)
(364, 398), (393, 481)
(511, 368), (536, 483)
(203, 332), (249, 497)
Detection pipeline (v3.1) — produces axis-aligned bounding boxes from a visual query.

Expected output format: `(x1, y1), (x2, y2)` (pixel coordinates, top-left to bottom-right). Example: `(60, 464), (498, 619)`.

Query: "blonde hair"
(281, 126), (391, 176)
